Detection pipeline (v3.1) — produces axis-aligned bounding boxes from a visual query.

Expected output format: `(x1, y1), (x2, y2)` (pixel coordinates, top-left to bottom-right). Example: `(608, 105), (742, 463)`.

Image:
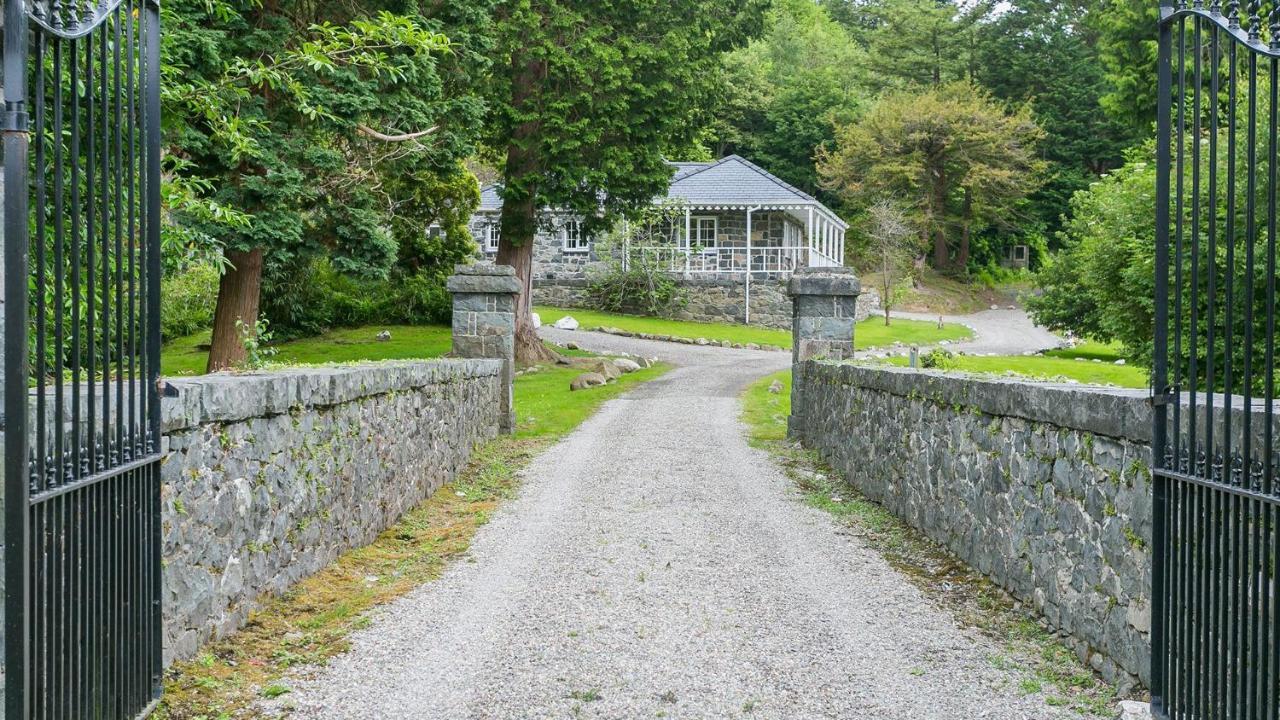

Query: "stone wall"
(533, 275), (881, 330)
(791, 363), (1153, 692)
(159, 359), (503, 664)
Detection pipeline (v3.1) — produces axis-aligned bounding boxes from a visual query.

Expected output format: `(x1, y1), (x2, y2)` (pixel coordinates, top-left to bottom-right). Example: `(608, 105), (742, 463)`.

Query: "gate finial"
(1248, 0), (1263, 40)
(1227, 0), (1241, 27)
(1269, 3), (1280, 47)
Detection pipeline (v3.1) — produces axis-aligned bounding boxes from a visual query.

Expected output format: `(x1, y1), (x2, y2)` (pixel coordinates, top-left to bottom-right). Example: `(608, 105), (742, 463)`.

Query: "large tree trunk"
(958, 188), (972, 271)
(930, 164), (949, 271)
(207, 247), (264, 373)
(498, 51), (557, 365)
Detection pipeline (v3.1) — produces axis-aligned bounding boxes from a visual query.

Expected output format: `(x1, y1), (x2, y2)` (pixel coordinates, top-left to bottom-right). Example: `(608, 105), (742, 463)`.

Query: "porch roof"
(664, 155), (848, 230)
(475, 155), (848, 230)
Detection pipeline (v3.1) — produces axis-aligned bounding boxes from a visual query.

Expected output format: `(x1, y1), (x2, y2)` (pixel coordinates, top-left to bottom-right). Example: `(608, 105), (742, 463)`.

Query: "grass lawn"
(157, 352), (669, 719)
(161, 325), (454, 377)
(536, 306), (971, 351)
(879, 340), (1149, 389)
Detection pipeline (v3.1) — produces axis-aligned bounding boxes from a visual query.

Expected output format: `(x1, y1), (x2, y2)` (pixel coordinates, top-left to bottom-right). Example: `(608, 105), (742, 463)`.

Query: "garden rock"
(1118, 701), (1152, 720)
(553, 315), (579, 330)
(768, 379), (784, 394)
(613, 358), (641, 374)
(376, 330), (392, 342)
(569, 372), (607, 391)
(531, 312), (542, 329)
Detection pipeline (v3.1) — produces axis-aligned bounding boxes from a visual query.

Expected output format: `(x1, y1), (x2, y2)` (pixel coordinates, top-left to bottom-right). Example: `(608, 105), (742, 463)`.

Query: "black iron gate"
(2, 0), (163, 717)
(1153, 1), (1280, 718)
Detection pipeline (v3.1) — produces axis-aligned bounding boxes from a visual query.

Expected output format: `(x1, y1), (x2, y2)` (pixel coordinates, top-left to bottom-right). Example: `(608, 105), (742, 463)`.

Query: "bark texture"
(207, 247), (264, 373)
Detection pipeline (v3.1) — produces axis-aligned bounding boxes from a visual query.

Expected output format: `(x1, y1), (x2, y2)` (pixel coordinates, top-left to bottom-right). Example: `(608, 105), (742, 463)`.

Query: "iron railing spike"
(1228, 0), (1242, 26)
(1249, 0), (1264, 39)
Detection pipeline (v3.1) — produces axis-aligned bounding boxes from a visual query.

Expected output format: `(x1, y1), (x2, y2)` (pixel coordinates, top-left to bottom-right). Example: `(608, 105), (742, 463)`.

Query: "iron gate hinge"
(1151, 389), (1177, 407)
(1, 109), (29, 133)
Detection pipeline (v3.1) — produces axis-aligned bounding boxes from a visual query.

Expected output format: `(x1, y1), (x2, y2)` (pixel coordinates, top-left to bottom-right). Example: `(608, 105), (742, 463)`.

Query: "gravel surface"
(892, 308), (1063, 355)
(287, 332), (1082, 720)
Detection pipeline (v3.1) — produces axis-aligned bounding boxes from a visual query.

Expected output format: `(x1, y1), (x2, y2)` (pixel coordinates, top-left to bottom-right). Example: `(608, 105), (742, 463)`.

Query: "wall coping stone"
(805, 362), (1152, 443)
(161, 359), (502, 433)
(447, 264), (521, 294)
(787, 267), (861, 297)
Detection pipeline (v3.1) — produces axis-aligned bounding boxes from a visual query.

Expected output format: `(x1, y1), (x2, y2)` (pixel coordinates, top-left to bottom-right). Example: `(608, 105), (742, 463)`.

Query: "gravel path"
(287, 333), (1082, 720)
(892, 307), (1062, 355)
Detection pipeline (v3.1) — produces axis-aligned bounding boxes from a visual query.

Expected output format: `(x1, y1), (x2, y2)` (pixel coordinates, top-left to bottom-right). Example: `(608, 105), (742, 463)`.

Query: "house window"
(685, 216), (718, 249)
(562, 220), (589, 253)
(484, 224), (500, 253)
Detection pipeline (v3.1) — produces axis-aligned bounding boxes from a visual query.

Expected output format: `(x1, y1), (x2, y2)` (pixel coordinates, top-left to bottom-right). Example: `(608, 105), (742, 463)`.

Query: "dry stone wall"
(791, 363), (1154, 692)
(158, 360), (502, 664)
(532, 276), (880, 330)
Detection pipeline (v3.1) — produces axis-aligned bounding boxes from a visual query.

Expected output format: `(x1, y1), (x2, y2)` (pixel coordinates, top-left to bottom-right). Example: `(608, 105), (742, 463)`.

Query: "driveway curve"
(288, 332), (1083, 720)
(892, 307), (1062, 355)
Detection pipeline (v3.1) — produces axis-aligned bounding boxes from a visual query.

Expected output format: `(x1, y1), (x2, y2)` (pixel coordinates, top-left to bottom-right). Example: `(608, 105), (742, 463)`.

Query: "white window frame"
(484, 223), (500, 253)
(686, 216), (718, 250)
(561, 219), (589, 253)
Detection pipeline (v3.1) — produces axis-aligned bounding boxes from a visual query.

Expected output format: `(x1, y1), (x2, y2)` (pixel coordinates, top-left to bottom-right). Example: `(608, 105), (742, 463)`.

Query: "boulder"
(613, 358), (642, 374)
(563, 357), (621, 380)
(633, 357), (652, 369)
(553, 315), (579, 330)
(570, 372), (607, 391)
(531, 312), (542, 329)
(375, 330), (391, 342)
(1118, 701), (1152, 720)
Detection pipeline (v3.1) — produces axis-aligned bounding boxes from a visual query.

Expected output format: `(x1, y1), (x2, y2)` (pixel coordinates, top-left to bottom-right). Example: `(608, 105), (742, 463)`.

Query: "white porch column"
(838, 227), (846, 265)
(806, 207), (814, 267)
(684, 207), (692, 273)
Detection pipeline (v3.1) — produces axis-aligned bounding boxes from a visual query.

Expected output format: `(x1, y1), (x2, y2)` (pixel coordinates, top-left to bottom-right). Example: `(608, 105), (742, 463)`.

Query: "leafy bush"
(920, 348), (956, 370)
(584, 265), (686, 317)
(160, 263), (220, 341)
(261, 259), (453, 341)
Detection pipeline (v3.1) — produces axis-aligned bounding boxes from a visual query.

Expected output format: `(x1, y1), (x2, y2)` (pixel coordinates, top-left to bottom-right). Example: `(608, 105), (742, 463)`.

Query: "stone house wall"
(790, 363), (1154, 692)
(533, 276), (880, 331)
(158, 359), (502, 664)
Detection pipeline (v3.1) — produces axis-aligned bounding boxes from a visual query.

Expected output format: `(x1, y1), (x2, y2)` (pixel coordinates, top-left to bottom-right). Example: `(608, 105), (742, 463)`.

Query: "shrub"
(160, 263), (220, 340)
(261, 258), (453, 340)
(920, 348), (956, 370)
(584, 265), (686, 317)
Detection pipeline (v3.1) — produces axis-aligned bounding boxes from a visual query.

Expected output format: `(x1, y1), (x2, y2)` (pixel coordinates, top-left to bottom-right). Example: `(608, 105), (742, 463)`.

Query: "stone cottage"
(470, 155), (878, 328)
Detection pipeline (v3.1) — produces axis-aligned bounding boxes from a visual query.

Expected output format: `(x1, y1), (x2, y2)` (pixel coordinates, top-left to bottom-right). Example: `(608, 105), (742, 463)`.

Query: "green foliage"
(261, 260), (453, 342)
(584, 268), (686, 318)
(708, 0), (867, 200)
(161, 0), (490, 342)
(160, 264), (221, 341)
(920, 349), (957, 370)
(1026, 149), (1156, 364)
(235, 316), (279, 370)
(973, 0), (1135, 239)
(819, 82), (1046, 271)
(485, 0), (768, 246)
(1091, 0), (1159, 134)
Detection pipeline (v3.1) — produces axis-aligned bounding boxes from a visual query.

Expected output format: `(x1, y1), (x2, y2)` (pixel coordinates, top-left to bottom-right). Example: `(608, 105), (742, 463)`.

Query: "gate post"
(786, 267), (860, 440)
(448, 265), (520, 435)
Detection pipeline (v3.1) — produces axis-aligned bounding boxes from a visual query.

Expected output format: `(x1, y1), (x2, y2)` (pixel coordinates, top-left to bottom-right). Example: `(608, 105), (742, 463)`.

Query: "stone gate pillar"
(787, 267), (861, 439)
(448, 264), (520, 435)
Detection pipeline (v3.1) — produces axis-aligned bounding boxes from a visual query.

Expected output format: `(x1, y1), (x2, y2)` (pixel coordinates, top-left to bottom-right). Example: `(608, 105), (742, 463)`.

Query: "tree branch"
(356, 124), (439, 142)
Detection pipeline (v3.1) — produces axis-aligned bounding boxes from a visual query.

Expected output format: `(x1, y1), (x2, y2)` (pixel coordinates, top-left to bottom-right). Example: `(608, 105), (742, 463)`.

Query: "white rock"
(1119, 700), (1153, 720)
(613, 358), (642, 373)
(1115, 359), (1126, 365)
(531, 312), (542, 329)
(553, 315), (579, 330)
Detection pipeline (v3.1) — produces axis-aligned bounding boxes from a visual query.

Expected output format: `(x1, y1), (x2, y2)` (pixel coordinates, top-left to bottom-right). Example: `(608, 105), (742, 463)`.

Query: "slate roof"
(476, 155), (846, 228)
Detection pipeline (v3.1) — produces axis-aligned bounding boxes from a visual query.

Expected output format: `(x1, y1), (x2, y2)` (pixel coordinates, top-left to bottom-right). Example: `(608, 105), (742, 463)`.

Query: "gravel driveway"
(892, 308), (1062, 355)
(287, 332), (1082, 720)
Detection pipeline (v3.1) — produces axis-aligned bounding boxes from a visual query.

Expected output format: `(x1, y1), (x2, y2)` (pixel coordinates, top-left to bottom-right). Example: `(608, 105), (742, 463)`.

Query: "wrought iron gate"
(1154, 1), (1280, 718)
(2, 0), (163, 717)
